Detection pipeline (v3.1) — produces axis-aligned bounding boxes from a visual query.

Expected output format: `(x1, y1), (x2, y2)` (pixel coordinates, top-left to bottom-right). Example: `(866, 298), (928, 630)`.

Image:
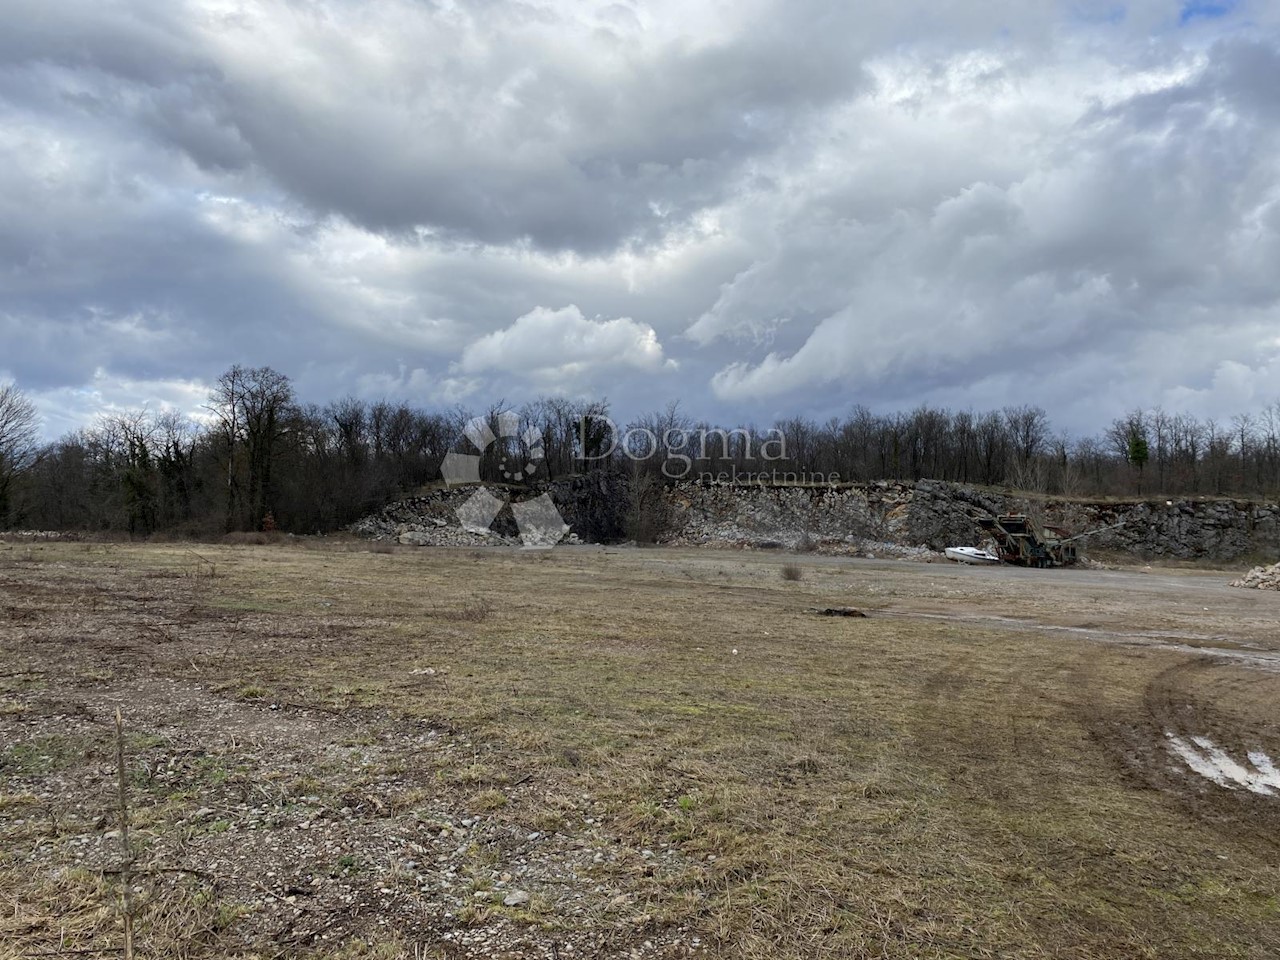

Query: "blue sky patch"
(1180, 0), (1239, 25)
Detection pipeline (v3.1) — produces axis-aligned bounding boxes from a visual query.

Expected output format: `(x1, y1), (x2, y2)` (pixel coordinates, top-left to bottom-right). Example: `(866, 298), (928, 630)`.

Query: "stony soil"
(0, 547), (697, 959)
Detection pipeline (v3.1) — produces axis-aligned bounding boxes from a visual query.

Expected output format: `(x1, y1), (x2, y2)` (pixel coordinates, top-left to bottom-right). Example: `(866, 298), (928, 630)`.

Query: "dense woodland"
(1, 367), (1278, 536)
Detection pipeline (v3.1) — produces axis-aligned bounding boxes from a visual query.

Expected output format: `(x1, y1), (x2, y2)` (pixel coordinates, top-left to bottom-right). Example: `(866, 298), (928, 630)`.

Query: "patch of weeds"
(458, 902), (494, 927)
(130, 800), (180, 831)
(126, 731), (168, 750)
(388, 786), (434, 814)
(467, 869), (495, 892)
(0, 735), (87, 776)
(384, 860), (420, 891)
(212, 900), (247, 930)
(194, 755), (232, 786)
(332, 854), (367, 876)
(624, 798), (674, 831)
(0, 791), (39, 812)
(286, 775), (326, 798)
(496, 893), (564, 931)
(529, 810), (565, 833)
(780, 563), (803, 582)
(470, 788), (508, 811)
(236, 685), (268, 701)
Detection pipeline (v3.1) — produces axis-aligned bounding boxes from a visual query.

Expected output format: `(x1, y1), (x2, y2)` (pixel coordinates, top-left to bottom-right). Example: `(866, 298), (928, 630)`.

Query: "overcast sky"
(2, 0), (1278, 439)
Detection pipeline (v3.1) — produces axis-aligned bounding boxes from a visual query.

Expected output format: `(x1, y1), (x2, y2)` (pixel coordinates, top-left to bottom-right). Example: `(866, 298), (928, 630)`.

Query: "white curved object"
(945, 546), (1001, 565)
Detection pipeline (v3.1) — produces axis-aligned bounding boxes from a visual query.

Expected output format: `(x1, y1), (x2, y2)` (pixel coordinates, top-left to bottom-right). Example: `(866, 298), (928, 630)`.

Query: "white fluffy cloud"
(1, 0), (1278, 435)
(27, 370), (214, 441)
(459, 305), (674, 389)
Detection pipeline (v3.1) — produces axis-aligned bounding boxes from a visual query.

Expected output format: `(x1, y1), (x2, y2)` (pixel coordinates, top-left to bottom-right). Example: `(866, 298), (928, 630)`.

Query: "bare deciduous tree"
(208, 366), (296, 531)
(0, 383), (40, 525)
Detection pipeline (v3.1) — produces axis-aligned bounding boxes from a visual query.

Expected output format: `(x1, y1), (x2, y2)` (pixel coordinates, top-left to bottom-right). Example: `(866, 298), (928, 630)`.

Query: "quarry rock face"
(664, 481), (939, 559)
(354, 475), (1279, 562)
(896, 483), (1278, 560)
(904, 481), (1005, 549)
(1037, 497), (1278, 561)
(664, 480), (1280, 561)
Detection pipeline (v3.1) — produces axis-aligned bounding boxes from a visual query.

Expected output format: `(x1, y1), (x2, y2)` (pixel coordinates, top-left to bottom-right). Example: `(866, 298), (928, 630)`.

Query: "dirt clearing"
(2, 540), (1279, 958)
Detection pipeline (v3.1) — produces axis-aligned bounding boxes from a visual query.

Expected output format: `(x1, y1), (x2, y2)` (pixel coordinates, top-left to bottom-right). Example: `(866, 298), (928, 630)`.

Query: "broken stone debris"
(1230, 561), (1280, 590)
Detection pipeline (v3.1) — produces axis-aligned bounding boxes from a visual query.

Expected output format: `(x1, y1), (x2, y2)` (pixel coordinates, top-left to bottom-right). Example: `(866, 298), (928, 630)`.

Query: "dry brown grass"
(0, 865), (239, 960)
(219, 530), (289, 546)
(423, 597), (493, 622)
(2, 540), (1280, 958)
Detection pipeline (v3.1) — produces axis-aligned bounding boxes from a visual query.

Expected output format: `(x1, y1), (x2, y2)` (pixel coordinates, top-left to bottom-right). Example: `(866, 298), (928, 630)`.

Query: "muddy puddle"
(1166, 734), (1280, 796)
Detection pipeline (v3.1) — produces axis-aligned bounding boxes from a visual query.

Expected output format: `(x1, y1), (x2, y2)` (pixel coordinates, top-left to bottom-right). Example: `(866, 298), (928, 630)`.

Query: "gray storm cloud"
(1, 0), (1278, 436)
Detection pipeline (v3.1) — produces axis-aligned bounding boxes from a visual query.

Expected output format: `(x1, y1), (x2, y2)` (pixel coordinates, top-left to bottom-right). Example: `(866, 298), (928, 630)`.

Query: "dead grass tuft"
(469, 788), (508, 811)
(219, 530), (287, 546)
(0, 866), (237, 960)
(426, 598), (492, 622)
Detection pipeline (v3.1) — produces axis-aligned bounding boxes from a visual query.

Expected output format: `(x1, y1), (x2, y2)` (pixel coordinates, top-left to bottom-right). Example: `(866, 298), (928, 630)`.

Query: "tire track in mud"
(878, 608), (1280, 671)
(1087, 658), (1280, 850)
(883, 601), (1280, 844)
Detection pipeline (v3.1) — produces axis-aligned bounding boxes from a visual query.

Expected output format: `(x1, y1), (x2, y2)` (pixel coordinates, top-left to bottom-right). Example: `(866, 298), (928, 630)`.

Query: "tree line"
(0, 367), (1277, 536)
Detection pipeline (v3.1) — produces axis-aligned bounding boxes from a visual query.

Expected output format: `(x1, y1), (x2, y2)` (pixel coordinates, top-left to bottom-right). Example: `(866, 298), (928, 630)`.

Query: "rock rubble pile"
(1230, 561), (1280, 590)
(351, 490), (522, 546)
(349, 474), (627, 546)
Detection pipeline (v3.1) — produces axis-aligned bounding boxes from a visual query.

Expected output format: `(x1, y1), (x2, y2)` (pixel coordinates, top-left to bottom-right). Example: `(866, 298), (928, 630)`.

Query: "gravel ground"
(0, 552), (702, 959)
